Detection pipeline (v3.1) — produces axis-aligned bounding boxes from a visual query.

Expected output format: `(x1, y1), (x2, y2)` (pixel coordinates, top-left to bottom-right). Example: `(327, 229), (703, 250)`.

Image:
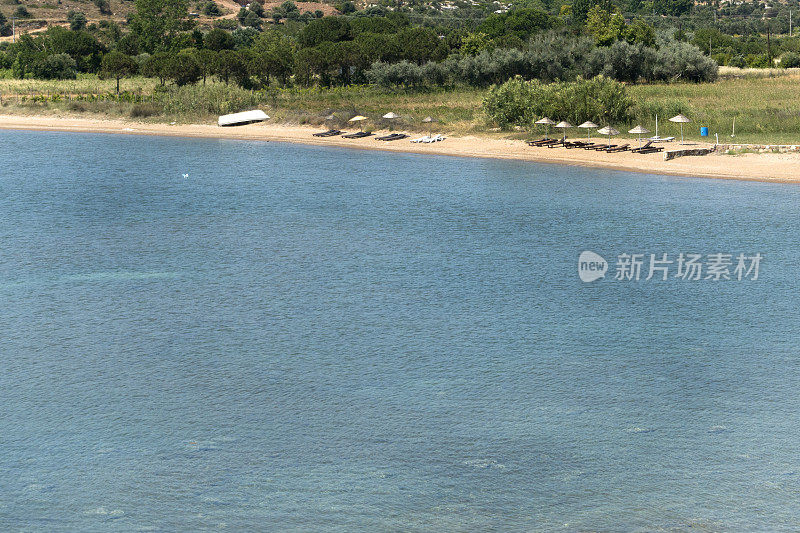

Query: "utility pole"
(767, 20), (771, 66)
(791, 10), (793, 38)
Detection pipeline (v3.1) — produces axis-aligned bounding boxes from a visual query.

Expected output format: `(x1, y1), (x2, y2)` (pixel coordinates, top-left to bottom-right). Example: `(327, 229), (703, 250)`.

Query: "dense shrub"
(780, 52), (800, 68)
(31, 54), (78, 79)
(728, 55), (746, 68)
(651, 40), (718, 82)
(483, 75), (633, 129)
(586, 41), (656, 82)
(366, 35), (716, 89)
(746, 54), (769, 68)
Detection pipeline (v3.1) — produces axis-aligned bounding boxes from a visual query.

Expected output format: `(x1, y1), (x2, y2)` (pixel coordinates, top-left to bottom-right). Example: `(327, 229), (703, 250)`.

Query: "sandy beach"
(2, 113), (799, 183)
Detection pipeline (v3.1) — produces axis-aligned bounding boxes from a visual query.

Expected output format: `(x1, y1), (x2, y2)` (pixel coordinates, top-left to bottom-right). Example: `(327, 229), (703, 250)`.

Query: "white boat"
(218, 110), (269, 127)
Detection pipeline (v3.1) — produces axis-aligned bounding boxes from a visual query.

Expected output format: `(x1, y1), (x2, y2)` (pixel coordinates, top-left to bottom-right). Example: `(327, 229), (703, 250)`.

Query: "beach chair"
(380, 134), (408, 141)
(592, 144), (616, 151)
(410, 136), (429, 143)
(528, 138), (554, 146)
(313, 129), (338, 137)
(606, 144), (629, 152)
(631, 140), (654, 153)
(535, 139), (560, 147)
(566, 141), (593, 149)
(425, 135), (444, 143)
(648, 136), (675, 143)
(342, 131), (374, 139)
(637, 146), (664, 154)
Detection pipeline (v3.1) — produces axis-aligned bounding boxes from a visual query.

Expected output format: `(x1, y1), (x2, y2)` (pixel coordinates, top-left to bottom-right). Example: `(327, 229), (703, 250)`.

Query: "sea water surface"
(1, 130), (800, 532)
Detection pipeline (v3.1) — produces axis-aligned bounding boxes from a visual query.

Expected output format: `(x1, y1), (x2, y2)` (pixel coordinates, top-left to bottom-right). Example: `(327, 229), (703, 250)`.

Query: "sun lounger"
(528, 138), (555, 146)
(606, 144), (629, 152)
(526, 137), (549, 146)
(631, 140), (654, 153)
(313, 129), (339, 137)
(637, 146), (664, 154)
(411, 136), (429, 143)
(342, 131), (374, 139)
(566, 141), (594, 149)
(648, 136), (675, 142)
(380, 134), (408, 141)
(535, 139), (561, 147)
(592, 144), (616, 151)
(376, 133), (401, 140)
(548, 140), (568, 148)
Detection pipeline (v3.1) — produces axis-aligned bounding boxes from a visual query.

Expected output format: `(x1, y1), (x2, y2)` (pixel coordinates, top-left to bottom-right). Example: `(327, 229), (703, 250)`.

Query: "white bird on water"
(182, 173), (189, 179)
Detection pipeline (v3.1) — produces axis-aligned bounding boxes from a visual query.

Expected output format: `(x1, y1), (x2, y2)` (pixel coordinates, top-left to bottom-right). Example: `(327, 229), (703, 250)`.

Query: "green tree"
(130, 0), (190, 53)
(44, 27), (106, 73)
(355, 32), (400, 64)
(164, 51), (202, 85)
(14, 6), (31, 19)
(32, 54), (78, 79)
(653, 0), (692, 16)
(585, 5), (625, 46)
(142, 52), (170, 84)
(196, 48), (217, 84)
(396, 26), (443, 64)
(67, 11), (88, 31)
(214, 49), (248, 85)
(298, 17), (352, 47)
(461, 32), (493, 56)
(204, 28), (235, 51)
(293, 46), (323, 86)
(101, 51), (138, 93)
(571, 0), (611, 24)
(94, 0), (112, 15)
(623, 18), (655, 46)
(250, 31), (295, 86)
(0, 12), (11, 38)
(203, 2), (222, 16)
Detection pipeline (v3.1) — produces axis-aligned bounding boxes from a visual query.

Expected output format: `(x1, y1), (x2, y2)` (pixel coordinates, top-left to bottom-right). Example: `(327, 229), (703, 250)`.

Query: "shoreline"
(2, 113), (800, 184)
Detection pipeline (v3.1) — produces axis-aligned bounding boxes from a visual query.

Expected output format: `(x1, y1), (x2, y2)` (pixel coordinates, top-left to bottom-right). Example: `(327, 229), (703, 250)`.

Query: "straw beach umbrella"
(554, 121), (573, 142)
(535, 117), (555, 139)
(669, 114), (691, 143)
(628, 125), (650, 148)
(349, 115), (368, 131)
(597, 125), (619, 148)
(382, 111), (400, 131)
(578, 121), (598, 143)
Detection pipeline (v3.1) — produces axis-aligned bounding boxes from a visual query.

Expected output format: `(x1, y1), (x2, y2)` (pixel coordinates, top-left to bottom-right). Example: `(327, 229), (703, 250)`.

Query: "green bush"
(483, 75), (633, 130)
(746, 54), (769, 68)
(32, 54), (78, 80)
(203, 1), (222, 17)
(728, 55), (746, 69)
(781, 52), (800, 68)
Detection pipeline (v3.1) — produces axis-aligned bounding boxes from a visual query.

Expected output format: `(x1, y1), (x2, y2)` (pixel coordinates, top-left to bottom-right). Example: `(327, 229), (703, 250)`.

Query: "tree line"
(0, 0), (724, 90)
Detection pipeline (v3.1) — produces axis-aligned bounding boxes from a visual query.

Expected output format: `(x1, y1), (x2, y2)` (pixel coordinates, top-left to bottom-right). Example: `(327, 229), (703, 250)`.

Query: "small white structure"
(218, 110), (270, 127)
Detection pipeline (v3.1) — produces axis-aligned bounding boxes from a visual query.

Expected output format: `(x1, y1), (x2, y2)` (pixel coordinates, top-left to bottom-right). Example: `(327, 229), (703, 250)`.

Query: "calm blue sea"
(1, 130), (799, 532)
